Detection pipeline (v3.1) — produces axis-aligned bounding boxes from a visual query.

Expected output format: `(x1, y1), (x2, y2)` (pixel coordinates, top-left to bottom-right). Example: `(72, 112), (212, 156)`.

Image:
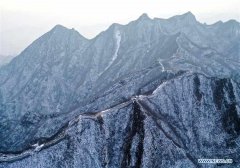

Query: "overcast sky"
(0, 0), (239, 56)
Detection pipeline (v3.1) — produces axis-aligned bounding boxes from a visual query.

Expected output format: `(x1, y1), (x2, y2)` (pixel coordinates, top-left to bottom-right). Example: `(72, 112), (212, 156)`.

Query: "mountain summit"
(137, 13), (151, 21)
(179, 11), (196, 21)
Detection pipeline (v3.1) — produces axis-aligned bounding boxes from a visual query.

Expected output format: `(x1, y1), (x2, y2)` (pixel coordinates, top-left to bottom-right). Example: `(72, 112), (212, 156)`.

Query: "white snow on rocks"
(158, 59), (165, 72)
(103, 30), (121, 72)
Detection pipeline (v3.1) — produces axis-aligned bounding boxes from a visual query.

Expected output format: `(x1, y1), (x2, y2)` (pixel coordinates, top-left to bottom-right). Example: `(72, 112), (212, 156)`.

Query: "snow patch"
(102, 30), (121, 73)
(158, 59), (165, 72)
(32, 143), (44, 152)
(113, 30), (121, 62)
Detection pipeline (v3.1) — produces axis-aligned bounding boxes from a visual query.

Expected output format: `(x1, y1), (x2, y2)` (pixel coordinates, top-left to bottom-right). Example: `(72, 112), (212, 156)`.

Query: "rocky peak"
(137, 13), (151, 21)
(181, 11), (196, 21)
(49, 24), (88, 42)
(169, 11), (197, 24)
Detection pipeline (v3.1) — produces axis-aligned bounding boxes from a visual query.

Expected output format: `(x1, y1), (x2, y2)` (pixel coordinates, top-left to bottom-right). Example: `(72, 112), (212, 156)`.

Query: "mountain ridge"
(1, 72), (240, 167)
(0, 12), (239, 167)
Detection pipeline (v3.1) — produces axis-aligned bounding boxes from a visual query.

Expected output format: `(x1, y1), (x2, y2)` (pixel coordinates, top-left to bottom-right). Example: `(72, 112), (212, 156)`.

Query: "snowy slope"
(0, 12), (239, 167)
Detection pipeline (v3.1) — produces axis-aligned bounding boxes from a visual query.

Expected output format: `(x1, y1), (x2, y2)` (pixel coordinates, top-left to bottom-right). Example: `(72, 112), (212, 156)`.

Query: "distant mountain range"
(0, 12), (240, 167)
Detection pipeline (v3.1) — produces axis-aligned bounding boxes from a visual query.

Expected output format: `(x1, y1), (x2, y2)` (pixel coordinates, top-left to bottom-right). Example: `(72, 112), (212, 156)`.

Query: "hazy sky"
(0, 0), (239, 56)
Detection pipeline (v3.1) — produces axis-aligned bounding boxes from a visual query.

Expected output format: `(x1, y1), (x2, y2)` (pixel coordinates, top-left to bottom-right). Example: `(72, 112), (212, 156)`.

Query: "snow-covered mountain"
(0, 56), (14, 67)
(0, 12), (239, 167)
